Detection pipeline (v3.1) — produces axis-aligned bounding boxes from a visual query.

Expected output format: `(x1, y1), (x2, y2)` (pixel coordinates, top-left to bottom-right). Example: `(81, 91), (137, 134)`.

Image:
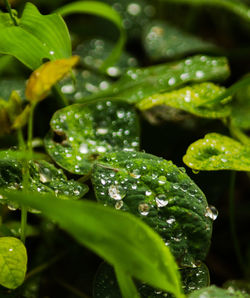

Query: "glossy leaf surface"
(189, 285), (247, 298)
(143, 21), (217, 60)
(2, 190), (184, 297)
(84, 55), (230, 104)
(25, 56), (79, 103)
(0, 237), (27, 289)
(45, 100), (140, 175)
(0, 3), (71, 69)
(137, 82), (231, 119)
(92, 151), (213, 266)
(183, 133), (250, 171)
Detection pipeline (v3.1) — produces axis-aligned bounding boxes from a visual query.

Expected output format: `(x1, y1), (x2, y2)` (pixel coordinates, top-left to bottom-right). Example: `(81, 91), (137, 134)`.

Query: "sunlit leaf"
(56, 1), (127, 71)
(143, 21), (217, 61)
(0, 3), (71, 69)
(188, 285), (247, 298)
(183, 133), (250, 171)
(45, 100), (140, 175)
(92, 151), (213, 267)
(83, 55), (230, 104)
(0, 236), (27, 289)
(25, 56), (79, 103)
(137, 82), (231, 119)
(161, 0), (250, 23)
(75, 39), (138, 77)
(1, 190), (184, 297)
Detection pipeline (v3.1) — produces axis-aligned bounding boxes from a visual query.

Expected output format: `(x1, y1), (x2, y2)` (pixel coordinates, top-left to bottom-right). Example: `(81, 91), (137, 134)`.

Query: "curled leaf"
(183, 133), (250, 171)
(92, 151), (213, 267)
(0, 237), (27, 289)
(25, 56), (79, 103)
(137, 82), (231, 119)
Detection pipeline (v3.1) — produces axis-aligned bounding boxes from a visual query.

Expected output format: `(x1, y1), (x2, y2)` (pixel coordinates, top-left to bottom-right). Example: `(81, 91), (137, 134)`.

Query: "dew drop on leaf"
(205, 205), (218, 220)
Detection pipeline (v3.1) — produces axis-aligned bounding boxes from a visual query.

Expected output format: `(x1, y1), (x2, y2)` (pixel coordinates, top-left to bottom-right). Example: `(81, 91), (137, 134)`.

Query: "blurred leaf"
(94, 262), (210, 297)
(137, 82), (231, 119)
(11, 104), (31, 129)
(183, 133), (250, 171)
(75, 39), (138, 77)
(143, 21), (217, 61)
(0, 55), (13, 75)
(56, 1), (126, 71)
(0, 79), (25, 101)
(84, 55), (230, 104)
(0, 236), (27, 289)
(115, 266), (140, 298)
(0, 159), (88, 211)
(45, 100), (140, 175)
(0, 150), (44, 161)
(0, 221), (39, 238)
(0, 3), (71, 69)
(92, 151), (213, 267)
(1, 190), (184, 297)
(223, 280), (250, 295)
(161, 0), (250, 23)
(25, 56), (79, 103)
(188, 285), (248, 298)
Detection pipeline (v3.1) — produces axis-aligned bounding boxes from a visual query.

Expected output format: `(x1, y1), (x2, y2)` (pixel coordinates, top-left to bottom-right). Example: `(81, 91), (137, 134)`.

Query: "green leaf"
(0, 221), (39, 238)
(0, 236), (27, 289)
(94, 262), (210, 297)
(83, 55), (230, 104)
(223, 280), (250, 295)
(183, 133), (250, 171)
(0, 159), (88, 211)
(161, 0), (250, 23)
(55, 1), (126, 71)
(143, 21), (217, 61)
(75, 39), (138, 77)
(0, 79), (25, 101)
(0, 3), (71, 69)
(44, 100), (140, 175)
(92, 151), (213, 267)
(1, 190), (184, 297)
(188, 285), (247, 298)
(137, 82), (231, 119)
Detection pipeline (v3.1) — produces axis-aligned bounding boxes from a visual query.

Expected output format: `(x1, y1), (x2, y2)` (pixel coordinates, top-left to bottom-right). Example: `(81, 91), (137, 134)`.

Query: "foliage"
(0, 0), (249, 297)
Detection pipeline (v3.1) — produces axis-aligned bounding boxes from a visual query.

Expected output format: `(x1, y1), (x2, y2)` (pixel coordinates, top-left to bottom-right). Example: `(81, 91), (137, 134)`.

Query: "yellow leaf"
(11, 104), (31, 130)
(25, 56), (79, 103)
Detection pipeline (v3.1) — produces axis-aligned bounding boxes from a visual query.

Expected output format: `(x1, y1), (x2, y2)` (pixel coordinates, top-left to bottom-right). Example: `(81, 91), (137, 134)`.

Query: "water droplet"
(156, 196), (168, 207)
(192, 169), (200, 174)
(8, 205), (17, 211)
(97, 146), (106, 153)
(166, 217), (175, 224)
(168, 77), (176, 86)
(205, 205), (218, 220)
(158, 176), (166, 185)
(97, 128), (108, 135)
(108, 185), (124, 200)
(115, 200), (123, 209)
(107, 66), (120, 77)
(9, 248), (13, 252)
(101, 179), (106, 185)
(138, 203), (149, 216)
(145, 190), (152, 196)
(79, 143), (88, 154)
(196, 70), (204, 78)
(127, 3), (141, 16)
(61, 84), (75, 94)
(49, 50), (55, 55)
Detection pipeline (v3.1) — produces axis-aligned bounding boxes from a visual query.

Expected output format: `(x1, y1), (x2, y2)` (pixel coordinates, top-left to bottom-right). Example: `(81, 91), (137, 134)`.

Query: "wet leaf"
(223, 280), (250, 295)
(94, 262), (210, 297)
(2, 190), (184, 297)
(45, 100), (140, 175)
(92, 151), (213, 267)
(143, 21), (217, 60)
(137, 82), (231, 119)
(0, 3), (71, 69)
(183, 133), (250, 171)
(0, 236), (27, 289)
(75, 39), (138, 77)
(0, 221), (39, 238)
(188, 285), (247, 298)
(59, 69), (112, 102)
(84, 55), (230, 104)
(25, 56), (79, 103)
(0, 159), (88, 211)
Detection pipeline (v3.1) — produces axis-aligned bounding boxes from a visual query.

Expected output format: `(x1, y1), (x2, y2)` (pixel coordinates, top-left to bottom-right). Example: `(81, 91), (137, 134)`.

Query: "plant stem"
(4, 0), (18, 26)
(53, 85), (69, 107)
(229, 171), (244, 272)
(20, 207), (27, 243)
(27, 103), (36, 152)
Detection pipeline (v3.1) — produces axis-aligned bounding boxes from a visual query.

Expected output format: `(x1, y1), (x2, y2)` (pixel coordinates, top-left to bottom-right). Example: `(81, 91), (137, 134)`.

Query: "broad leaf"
(143, 21), (217, 60)
(83, 55), (230, 104)
(25, 56), (79, 103)
(75, 39), (138, 77)
(137, 82), (231, 119)
(1, 190), (184, 297)
(45, 100), (140, 175)
(0, 159), (88, 211)
(92, 151), (213, 267)
(161, 0), (250, 23)
(0, 236), (27, 289)
(56, 1), (126, 71)
(188, 285), (247, 298)
(0, 3), (71, 69)
(183, 133), (250, 171)
(94, 262), (210, 297)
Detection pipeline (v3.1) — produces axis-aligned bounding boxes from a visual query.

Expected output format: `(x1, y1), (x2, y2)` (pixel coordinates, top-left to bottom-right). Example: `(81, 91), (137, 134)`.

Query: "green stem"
(229, 123), (250, 145)
(17, 129), (26, 150)
(27, 103), (36, 152)
(53, 85), (69, 107)
(3, 0), (18, 26)
(20, 207), (27, 243)
(229, 171), (245, 273)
